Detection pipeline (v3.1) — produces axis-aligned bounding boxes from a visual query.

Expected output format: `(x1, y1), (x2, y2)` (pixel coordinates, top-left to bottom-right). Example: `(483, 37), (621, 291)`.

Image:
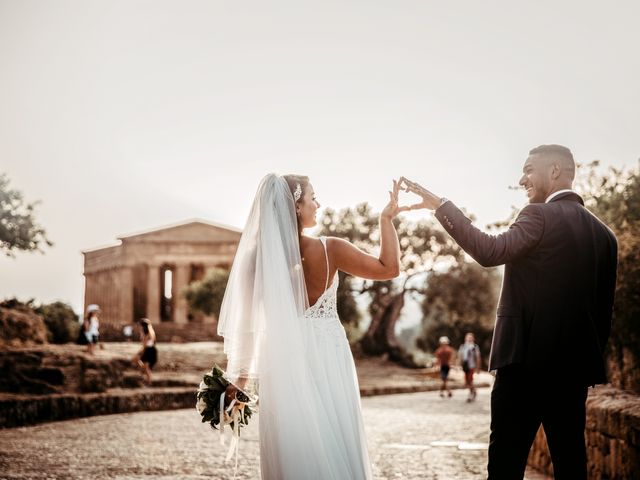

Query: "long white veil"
(217, 173), (309, 391)
(218, 174), (337, 477)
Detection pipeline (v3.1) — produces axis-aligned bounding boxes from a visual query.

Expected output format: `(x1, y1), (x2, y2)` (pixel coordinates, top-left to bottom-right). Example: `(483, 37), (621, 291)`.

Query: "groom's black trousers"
(487, 364), (588, 480)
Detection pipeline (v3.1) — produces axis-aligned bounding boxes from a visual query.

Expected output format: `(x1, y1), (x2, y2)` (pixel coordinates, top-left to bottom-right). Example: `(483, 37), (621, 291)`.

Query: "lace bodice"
(304, 237), (348, 345)
(305, 271), (339, 319)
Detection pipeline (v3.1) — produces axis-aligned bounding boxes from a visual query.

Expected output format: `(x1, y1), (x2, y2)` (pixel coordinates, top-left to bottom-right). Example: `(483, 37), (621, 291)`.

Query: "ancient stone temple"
(82, 220), (241, 327)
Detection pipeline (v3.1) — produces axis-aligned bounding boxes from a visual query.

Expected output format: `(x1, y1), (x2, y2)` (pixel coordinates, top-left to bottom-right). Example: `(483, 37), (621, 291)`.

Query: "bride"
(218, 173), (405, 479)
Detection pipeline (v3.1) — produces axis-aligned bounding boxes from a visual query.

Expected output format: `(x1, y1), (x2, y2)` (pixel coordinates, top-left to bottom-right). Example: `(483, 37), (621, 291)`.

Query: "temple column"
(119, 267), (134, 325)
(173, 263), (191, 324)
(146, 265), (161, 323)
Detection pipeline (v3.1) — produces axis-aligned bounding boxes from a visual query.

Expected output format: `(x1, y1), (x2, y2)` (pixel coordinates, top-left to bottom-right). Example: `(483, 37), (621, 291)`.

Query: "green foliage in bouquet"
(196, 364), (252, 433)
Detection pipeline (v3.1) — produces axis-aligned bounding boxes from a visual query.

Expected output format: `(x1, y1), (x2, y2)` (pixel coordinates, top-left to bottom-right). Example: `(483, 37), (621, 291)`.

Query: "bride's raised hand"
(381, 179), (411, 219)
(398, 176), (443, 211)
(329, 179), (402, 281)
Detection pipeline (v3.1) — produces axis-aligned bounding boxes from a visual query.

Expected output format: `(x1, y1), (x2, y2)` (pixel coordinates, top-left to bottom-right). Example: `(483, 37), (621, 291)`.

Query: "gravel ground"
(0, 388), (549, 480)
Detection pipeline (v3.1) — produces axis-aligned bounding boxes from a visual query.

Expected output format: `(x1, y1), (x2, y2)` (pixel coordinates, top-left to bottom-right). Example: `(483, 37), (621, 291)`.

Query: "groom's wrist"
(435, 197), (449, 211)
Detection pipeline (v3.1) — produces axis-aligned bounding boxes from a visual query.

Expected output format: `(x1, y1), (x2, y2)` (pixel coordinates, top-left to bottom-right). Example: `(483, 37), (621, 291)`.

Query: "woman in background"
(134, 318), (157, 384)
(84, 304), (101, 355)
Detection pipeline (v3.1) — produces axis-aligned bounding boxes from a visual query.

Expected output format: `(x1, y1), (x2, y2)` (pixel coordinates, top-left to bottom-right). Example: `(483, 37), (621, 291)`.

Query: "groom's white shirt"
(545, 189), (575, 203)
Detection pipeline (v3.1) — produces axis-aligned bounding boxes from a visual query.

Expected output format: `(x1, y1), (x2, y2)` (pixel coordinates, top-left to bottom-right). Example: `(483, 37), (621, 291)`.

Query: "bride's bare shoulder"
(300, 235), (325, 257)
(323, 236), (348, 246)
(324, 237), (356, 256)
(300, 235), (324, 247)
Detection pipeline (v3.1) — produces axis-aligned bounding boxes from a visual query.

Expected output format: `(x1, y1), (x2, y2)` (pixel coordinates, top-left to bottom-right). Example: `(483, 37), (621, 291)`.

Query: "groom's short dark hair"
(529, 144), (573, 160)
(529, 144), (575, 178)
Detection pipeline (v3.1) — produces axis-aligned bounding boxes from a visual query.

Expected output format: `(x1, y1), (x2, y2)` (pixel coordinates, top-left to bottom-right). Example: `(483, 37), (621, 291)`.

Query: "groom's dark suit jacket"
(435, 192), (617, 385)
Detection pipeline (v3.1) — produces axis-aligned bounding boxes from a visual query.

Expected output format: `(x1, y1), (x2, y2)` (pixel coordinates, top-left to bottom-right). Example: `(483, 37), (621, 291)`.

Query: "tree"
(183, 268), (230, 317)
(1, 298), (78, 344)
(0, 173), (52, 256)
(577, 161), (640, 392)
(318, 203), (464, 367)
(34, 301), (80, 344)
(416, 260), (501, 367)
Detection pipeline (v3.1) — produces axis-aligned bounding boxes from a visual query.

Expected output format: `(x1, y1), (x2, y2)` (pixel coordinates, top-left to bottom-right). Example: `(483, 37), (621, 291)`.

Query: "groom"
(401, 144), (618, 479)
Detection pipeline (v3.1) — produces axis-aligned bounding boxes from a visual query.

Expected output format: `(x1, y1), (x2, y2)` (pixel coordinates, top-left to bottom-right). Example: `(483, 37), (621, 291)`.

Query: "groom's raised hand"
(398, 177), (443, 211)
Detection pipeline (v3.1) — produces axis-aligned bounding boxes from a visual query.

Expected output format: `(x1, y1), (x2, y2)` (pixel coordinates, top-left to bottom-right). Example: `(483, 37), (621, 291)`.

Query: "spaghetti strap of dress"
(319, 236), (330, 291)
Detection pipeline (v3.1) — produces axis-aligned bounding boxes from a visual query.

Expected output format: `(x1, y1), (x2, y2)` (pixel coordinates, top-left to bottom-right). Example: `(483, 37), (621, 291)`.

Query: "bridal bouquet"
(196, 364), (255, 472)
(196, 364), (253, 434)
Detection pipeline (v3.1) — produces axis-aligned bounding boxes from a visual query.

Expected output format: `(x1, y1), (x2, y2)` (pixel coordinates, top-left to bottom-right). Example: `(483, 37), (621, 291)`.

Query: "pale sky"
(1, 0), (639, 313)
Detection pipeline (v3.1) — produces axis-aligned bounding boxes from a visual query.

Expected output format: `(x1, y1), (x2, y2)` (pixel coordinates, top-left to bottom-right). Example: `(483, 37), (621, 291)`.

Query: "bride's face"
(297, 184), (321, 229)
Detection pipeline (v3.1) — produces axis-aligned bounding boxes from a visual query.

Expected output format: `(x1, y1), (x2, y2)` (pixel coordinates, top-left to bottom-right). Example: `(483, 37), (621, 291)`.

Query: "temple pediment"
(118, 219), (241, 244)
(82, 219), (242, 326)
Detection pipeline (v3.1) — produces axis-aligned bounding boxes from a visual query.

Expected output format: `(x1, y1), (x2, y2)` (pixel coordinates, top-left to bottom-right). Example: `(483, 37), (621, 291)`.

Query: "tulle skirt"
(258, 315), (373, 480)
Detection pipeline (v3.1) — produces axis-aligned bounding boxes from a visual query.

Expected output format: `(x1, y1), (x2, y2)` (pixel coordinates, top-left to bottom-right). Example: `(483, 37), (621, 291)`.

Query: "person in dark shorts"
(435, 336), (454, 398)
(133, 318), (157, 384)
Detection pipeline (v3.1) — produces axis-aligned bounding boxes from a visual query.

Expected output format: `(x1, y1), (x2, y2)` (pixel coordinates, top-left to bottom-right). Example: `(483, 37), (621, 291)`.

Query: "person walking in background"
(134, 318), (157, 384)
(434, 336), (454, 398)
(458, 332), (481, 402)
(84, 304), (101, 355)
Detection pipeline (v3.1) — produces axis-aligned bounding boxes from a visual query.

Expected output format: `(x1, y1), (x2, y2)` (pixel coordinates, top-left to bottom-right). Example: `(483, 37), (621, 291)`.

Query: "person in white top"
(84, 304), (101, 355)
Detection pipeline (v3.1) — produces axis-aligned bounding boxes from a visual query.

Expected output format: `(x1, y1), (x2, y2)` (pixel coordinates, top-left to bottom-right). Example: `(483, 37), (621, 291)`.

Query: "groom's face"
(519, 154), (553, 204)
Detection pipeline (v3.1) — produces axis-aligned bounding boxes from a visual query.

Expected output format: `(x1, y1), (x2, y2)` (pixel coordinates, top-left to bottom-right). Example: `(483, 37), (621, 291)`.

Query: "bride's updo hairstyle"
(283, 174), (310, 234)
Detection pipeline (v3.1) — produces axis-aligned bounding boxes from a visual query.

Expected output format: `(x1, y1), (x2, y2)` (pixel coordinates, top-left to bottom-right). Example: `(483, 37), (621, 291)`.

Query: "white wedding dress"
(259, 237), (373, 480)
(277, 236), (373, 479)
(218, 175), (373, 480)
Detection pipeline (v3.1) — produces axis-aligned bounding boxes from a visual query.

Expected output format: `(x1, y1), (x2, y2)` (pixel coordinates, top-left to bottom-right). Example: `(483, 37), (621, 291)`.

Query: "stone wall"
(607, 344), (640, 394)
(527, 386), (640, 479)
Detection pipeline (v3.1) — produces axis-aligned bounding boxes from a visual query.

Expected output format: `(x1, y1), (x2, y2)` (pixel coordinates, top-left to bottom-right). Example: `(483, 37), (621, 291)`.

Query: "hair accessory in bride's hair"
(293, 183), (302, 202)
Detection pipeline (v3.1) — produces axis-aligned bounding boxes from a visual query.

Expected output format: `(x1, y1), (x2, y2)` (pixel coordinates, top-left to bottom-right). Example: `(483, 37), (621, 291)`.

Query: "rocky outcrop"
(0, 387), (195, 428)
(0, 345), (194, 428)
(0, 306), (48, 348)
(0, 348), (140, 395)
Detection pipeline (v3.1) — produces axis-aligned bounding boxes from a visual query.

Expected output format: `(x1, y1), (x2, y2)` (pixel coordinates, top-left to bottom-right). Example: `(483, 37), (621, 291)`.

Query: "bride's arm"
(328, 181), (404, 280)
